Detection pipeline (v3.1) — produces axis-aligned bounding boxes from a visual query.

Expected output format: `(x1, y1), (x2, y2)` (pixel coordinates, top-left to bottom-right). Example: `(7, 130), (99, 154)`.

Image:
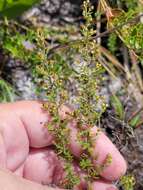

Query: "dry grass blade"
(99, 46), (125, 72)
(98, 55), (116, 78)
(128, 107), (143, 123)
(129, 50), (143, 93)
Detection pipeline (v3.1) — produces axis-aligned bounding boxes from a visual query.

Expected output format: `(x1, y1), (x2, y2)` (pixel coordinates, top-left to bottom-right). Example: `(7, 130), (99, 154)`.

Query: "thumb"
(0, 168), (62, 190)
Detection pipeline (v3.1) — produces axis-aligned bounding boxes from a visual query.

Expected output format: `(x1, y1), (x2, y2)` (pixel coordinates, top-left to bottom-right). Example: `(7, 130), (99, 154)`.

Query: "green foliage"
(109, 0), (138, 8)
(79, 157), (93, 170)
(120, 0), (138, 9)
(110, 7), (143, 60)
(111, 94), (124, 120)
(62, 163), (80, 189)
(0, 79), (14, 102)
(129, 114), (141, 128)
(108, 33), (117, 53)
(121, 23), (143, 54)
(0, 0), (40, 18)
(120, 175), (136, 190)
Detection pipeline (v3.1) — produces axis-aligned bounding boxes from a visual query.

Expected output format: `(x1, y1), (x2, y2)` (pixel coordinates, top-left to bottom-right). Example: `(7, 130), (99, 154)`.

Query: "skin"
(0, 101), (127, 190)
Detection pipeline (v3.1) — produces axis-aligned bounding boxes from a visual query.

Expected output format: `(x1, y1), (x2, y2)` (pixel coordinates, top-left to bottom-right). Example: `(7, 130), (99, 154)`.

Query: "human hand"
(0, 101), (127, 190)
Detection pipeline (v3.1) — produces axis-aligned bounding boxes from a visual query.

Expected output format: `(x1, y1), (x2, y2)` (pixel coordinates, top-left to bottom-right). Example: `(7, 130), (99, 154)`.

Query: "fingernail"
(106, 187), (117, 190)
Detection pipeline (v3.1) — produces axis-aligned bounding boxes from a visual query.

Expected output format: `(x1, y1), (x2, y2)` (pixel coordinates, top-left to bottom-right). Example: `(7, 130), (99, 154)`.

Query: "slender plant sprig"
(43, 102), (80, 188)
(42, 1), (112, 187)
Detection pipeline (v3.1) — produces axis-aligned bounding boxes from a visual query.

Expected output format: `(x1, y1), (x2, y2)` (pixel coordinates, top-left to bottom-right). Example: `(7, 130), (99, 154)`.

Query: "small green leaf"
(111, 95), (124, 120)
(4, 41), (19, 56)
(129, 114), (141, 128)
